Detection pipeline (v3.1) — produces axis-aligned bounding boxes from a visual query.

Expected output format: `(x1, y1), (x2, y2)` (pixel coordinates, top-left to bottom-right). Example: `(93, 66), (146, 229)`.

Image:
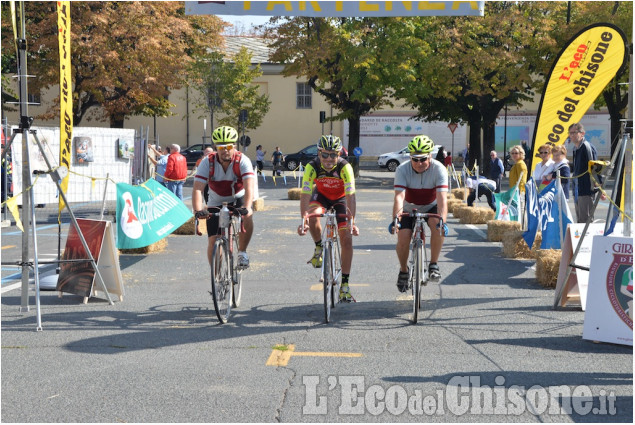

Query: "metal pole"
(99, 173), (110, 220)
(503, 104), (508, 169)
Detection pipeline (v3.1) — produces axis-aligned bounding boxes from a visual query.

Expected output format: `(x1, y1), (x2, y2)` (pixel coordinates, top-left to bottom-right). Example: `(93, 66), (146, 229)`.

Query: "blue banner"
(523, 178), (539, 249)
(116, 179), (192, 249)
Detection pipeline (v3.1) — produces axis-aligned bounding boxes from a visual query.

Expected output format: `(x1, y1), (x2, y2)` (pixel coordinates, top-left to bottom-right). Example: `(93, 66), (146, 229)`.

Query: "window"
(296, 83), (312, 109)
(28, 92), (41, 105)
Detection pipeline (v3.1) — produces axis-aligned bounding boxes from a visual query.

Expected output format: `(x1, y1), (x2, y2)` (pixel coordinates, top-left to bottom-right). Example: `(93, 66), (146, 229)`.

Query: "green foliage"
(188, 46), (271, 132)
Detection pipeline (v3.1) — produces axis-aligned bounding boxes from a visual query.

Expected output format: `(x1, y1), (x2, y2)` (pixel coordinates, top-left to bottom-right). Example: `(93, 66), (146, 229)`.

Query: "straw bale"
(447, 198), (464, 214)
(288, 188), (302, 200)
(253, 197), (265, 211)
(451, 188), (469, 200)
(460, 207), (495, 224)
(119, 237), (168, 255)
(502, 231), (542, 259)
(487, 220), (521, 242)
(452, 205), (471, 220)
(172, 216), (201, 235)
(535, 249), (562, 288)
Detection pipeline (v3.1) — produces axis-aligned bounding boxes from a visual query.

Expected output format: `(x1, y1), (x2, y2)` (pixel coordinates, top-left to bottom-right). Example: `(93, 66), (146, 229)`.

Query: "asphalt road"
(1, 170), (631, 423)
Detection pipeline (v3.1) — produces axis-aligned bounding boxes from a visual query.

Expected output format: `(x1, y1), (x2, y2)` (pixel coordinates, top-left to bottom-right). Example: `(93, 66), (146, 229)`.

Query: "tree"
(265, 17), (404, 173)
(0, 2), (224, 127)
(393, 2), (563, 172)
(188, 47), (271, 136)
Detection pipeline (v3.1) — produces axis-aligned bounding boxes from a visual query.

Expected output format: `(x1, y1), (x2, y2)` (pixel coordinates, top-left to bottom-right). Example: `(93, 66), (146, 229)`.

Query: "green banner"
(116, 179), (192, 249)
(494, 186), (520, 222)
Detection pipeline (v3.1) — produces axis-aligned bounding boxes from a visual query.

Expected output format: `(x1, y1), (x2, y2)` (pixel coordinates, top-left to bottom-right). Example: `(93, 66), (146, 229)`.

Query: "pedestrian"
(532, 143), (555, 191)
(164, 144), (188, 200)
(461, 143), (470, 167)
(488, 150), (504, 193)
(466, 175), (497, 211)
(148, 145), (169, 187)
(271, 146), (284, 176)
(435, 146), (446, 163)
(569, 123), (604, 223)
(444, 151), (453, 168)
(255, 145), (266, 175)
(543, 144), (571, 199)
(521, 140), (531, 168)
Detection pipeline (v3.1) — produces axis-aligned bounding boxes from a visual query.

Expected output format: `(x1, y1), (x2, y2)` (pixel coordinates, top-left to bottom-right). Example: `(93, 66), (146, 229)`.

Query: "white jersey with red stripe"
(194, 152), (254, 206)
(394, 158), (448, 213)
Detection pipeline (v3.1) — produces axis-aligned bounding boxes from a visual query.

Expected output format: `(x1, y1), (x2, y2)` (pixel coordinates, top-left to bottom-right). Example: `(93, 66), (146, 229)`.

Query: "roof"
(223, 36), (273, 64)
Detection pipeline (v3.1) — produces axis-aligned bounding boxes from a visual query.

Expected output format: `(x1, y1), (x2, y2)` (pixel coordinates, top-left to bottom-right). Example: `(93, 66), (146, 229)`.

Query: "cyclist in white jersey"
(392, 135), (449, 291)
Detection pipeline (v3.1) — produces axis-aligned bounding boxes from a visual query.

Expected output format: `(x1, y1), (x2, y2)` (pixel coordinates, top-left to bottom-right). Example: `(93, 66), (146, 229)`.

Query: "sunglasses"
(511, 152), (520, 155)
(216, 144), (234, 151)
(411, 156), (429, 163)
(320, 152), (339, 159)
(539, 151), (550, 155)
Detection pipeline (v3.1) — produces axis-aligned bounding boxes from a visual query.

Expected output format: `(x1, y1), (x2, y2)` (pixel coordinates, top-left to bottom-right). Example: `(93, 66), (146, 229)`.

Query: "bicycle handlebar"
(393, 210), (445, 236)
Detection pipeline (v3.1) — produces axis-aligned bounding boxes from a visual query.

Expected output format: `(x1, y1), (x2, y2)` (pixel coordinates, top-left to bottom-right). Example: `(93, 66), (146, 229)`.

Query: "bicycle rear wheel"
(211, 239), (232, 324)
(412, 240), (423, 324)
(322, 241), (333, 323)
(230, 222), (243, 308)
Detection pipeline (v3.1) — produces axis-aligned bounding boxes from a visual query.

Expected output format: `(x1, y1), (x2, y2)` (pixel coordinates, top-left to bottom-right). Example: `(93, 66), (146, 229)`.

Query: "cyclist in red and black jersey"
(297, 135), (359, 302)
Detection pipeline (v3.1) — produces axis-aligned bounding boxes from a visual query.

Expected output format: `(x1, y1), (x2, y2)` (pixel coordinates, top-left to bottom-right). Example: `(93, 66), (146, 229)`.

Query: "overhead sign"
(185, 1), (484, 17)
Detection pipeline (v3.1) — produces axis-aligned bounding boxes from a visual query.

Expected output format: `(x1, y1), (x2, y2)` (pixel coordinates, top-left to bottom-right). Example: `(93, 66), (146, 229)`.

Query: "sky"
(217, 15), (272, 32)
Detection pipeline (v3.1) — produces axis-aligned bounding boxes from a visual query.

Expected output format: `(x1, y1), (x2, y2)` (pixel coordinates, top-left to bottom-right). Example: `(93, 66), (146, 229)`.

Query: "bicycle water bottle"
(219, 203), (230, 228)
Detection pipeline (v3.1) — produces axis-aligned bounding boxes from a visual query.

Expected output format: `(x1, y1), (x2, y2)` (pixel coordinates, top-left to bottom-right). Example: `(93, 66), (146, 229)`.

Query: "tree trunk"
(347, 116), (361, 177)
(467, 118), (481, 172)
(482, 121), (496, 177)
(110, 115), (125, 128)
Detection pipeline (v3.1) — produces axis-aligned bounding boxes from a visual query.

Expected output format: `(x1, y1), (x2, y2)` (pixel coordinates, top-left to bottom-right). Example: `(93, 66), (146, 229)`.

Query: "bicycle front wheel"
(322, 241), (333, 324)
(332, 238), (342, 308)
(230, 223), (243, 308)
(412, 239), (423, 324)
(211, 239), (232, 324)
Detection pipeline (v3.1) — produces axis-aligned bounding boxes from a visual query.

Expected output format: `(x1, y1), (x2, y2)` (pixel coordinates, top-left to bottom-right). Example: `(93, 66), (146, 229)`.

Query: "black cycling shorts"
(205, 197), (244, 236)
(309, 191), (348, 229)
(399, 205), (438, 230)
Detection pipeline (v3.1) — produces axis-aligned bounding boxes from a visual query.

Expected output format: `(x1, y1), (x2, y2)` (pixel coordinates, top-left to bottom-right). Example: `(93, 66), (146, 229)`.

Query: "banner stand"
(554, 134), (627, 309)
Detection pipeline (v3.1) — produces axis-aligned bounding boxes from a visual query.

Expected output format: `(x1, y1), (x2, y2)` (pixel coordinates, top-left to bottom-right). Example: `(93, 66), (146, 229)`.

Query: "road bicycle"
(396, 211), (443, 324)
(302, 208), (353, 323)
(196, 203), (247, 324)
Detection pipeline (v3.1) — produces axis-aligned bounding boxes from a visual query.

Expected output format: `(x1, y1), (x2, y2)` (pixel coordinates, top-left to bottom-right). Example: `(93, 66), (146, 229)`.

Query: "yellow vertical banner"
(530, 23), (627, 174)
(57, 1), (72, 213)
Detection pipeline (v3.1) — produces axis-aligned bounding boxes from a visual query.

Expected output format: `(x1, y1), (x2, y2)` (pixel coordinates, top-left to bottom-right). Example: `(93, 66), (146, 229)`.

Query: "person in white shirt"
(532, 143), (555, 190)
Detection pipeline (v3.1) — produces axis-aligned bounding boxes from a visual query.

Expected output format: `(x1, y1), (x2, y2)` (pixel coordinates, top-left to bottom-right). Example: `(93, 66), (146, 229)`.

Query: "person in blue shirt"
(489, 150), (505, 193)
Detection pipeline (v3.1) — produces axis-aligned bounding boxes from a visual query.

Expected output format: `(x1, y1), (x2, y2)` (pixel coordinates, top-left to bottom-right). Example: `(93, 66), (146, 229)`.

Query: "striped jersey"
(394, 159), (448, 212)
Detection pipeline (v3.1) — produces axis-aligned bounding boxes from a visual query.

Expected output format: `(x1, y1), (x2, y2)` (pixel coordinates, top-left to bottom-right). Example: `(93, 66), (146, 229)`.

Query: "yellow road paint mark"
(266, 344), (362, 366)
(310, 283), (370, 291)
(396, 294), (414, 301)
(2, 245), (16, 250)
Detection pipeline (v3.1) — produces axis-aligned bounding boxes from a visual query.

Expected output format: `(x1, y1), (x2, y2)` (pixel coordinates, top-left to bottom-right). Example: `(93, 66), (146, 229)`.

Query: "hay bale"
(487, 220), (521, 242)
(535, 249), (561, 288)
(288, 188), (302, 200)
(502, 231), (542, 259)
(172, 216), (201, 235)
(253, 197), (265, 211)
(119, 237), (167, 254)
(451, 188), (468, 200)
(453, 205), (471, 220)
(460, 207), (495, 224)
(447, 198), (464, 214)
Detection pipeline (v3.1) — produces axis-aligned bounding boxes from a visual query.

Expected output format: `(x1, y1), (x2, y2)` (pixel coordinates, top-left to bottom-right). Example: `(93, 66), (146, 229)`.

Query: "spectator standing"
(532, 143), (555, 191)
(255, 145), (266, 175)
(569, 123), (604, 223)
(508, 145), (528, 219)
(488, 150), (504, 193)
(435, 146), (446, 163)
(165, 144), (188, 200)
(444, 152), (453, 168)
(271, 146), (284, 176)
(544, 144), (571, 199)
(461, 143), (470, 167)
(148, 145), (169, 187)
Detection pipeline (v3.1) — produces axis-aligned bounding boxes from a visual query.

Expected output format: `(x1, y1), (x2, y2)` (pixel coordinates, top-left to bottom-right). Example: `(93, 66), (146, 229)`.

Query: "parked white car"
(377, 145), (441, 172)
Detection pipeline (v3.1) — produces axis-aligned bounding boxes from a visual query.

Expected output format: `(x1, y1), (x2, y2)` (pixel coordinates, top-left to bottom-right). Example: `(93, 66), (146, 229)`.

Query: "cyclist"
(192, 126), (255, 268)
(297, 135), (359, 303)
(392, 135), (448, 292)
